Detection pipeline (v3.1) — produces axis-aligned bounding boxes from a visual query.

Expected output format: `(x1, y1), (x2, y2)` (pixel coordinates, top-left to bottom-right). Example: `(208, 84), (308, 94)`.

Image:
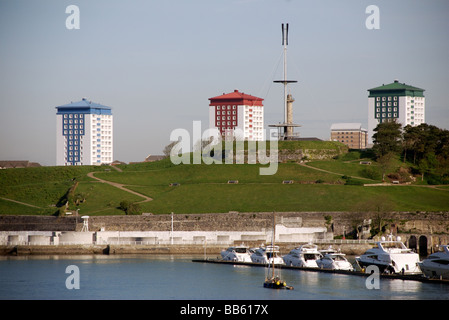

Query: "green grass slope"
(1, 149), (448, 216)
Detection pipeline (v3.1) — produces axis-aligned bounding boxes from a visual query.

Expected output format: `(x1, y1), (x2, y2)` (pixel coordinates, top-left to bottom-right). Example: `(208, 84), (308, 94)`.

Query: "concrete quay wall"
(0, 242), (374, 256)
(1, 211), (448, 256)
(0, 225), (331, 248)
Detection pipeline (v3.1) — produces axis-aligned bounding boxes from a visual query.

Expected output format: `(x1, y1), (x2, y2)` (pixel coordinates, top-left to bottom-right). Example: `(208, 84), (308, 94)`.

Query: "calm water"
(0, 254), (448, 300)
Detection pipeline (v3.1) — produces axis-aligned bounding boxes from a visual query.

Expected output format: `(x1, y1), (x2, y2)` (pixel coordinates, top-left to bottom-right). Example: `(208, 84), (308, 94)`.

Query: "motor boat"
(220, 246), (252, 262)
(319, 245), (337, 255)
(283, 243), (322, 268)
(251, 245), (284, 265)
(355, 236), (421, 275)
(317, 252), (354, 271)
(418, 245), (449, 279)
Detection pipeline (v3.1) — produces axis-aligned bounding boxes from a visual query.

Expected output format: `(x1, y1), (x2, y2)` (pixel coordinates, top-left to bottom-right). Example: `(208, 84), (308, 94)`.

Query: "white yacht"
(283, 243), (322, 268)
(251, 245), (284, 265)
(418, 245), (449, 279)
(355, 236), (421, 275)
(317, 252), (354, 271)
(220, 246), (252, 262)
(319, 245), (337, 255)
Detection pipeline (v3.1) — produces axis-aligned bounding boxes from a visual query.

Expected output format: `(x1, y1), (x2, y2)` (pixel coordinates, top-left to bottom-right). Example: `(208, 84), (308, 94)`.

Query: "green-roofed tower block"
(367, 80), (425, 145)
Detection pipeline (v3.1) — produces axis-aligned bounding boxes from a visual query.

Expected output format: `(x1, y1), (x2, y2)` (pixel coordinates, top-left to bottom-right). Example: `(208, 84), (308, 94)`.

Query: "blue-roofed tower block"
(56, 98), (113, 166)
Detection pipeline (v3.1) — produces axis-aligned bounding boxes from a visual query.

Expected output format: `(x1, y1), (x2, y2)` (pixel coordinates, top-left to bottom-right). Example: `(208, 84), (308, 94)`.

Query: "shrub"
(119, 200), (142, 215)
(344, 177), (364, 186)
(119, 200), (130, 211)
(361, 166), (382, 180)
(126, 203), (142, 215)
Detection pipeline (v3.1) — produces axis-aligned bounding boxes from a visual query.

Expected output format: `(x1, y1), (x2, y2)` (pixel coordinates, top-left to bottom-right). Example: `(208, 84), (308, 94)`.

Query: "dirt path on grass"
(0, 197), (44, 209)
(87, 172), (152, 203)
(298, 162), (373, 181)
(299, 163), (449, 189)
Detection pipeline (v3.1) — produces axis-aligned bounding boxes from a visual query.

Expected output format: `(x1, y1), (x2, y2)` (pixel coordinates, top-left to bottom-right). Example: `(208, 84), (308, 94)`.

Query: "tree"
(372, 121), (402, 181)
(402, 125), (420, 164)
(163, 141), (178, 158)
(372, 120), (402, 158)
(377, 152), (395, 181)
(353, 195), (395, 238)
(403, 124), (449, 182)
(418, 152), (438, 181)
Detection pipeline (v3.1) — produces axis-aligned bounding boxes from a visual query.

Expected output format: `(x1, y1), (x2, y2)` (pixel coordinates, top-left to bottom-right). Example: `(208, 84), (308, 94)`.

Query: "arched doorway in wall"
(418, 235), (428, 256)
(408, 235), (417, 252)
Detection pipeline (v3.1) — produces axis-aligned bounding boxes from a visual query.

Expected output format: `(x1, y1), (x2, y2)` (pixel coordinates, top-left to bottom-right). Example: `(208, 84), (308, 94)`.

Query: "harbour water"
(1, 254), (448, 300)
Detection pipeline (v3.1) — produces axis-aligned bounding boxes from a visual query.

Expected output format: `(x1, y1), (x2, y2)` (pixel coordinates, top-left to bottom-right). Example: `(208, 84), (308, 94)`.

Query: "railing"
(313, 239), (376, 244)
(105, 240), (231, 246)
(4, 238), (376, 246)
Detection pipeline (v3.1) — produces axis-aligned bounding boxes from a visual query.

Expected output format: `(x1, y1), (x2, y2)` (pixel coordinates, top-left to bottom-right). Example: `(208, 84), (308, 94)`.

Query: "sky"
(0, 0), (448, 166)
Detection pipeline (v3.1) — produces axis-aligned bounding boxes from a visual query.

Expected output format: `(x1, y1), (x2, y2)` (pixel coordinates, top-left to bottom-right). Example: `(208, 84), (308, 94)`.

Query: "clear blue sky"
(1, 0), (448, 165)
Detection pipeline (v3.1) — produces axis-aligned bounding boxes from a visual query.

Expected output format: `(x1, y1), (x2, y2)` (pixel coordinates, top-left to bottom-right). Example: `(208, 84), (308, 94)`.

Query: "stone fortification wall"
(88, 212), (323, 232)
(1, 212), (449, 236)
(0, 215), (77, 231)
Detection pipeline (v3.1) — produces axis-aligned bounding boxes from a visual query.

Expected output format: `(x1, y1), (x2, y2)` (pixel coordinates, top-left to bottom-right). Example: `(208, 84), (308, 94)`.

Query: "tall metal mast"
(271, 23), (300, 140)
(282, 23), (289, 124)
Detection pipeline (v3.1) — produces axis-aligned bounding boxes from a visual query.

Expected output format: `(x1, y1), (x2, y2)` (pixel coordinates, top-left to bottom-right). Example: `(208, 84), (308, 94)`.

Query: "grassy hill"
(1, 147), (448, 216)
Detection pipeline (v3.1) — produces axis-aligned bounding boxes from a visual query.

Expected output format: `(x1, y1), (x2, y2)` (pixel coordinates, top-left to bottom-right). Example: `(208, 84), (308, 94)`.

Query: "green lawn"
(70, 181), (144, 215)
(95, 162), (342, 186)
(0, 165), (118, 215)
(127, 183), (449, 214)
(1, 151), (448, 216)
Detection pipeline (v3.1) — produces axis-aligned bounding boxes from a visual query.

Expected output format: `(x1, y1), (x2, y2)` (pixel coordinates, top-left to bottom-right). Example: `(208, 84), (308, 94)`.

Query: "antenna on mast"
(269, 23), (301, 140)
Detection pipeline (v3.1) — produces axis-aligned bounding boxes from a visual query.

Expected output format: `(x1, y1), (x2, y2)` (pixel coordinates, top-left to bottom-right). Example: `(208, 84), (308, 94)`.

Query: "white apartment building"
(368, 80), (425, 144)
(56, 98), (113, 166)
(209, 89), (264, 141)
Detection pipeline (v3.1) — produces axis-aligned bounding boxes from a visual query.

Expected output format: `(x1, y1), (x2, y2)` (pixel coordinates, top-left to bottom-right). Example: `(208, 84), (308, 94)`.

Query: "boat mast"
(272, 211), (275, 278)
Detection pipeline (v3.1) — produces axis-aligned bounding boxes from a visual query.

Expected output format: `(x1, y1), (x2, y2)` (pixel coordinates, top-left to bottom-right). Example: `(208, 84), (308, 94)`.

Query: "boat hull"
(418, 261), (449, 279)
(355, 258), (392, 274)
(317, 260), (354, 271)
(283, 257), (318, 268)
(356, 255), (421, 275)
(263, 280), (293, 290)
